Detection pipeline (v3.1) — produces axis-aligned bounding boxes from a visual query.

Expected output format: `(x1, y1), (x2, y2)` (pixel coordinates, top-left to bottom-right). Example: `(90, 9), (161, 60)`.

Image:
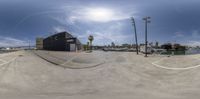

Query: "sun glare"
(86, 8), (114, 22)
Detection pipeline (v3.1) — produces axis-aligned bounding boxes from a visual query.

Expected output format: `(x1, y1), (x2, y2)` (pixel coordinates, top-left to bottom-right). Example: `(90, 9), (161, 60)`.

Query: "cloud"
(50, 5), (136, 45)
(173, 31), (184, 38)
(77, 22), (132, 45)
(186, 41), (200, 47)
(0, 36), (28, 47)
(58, 6), (136, 23)
(51, 16), (82, 33)
(183, 30), (200, 47)
(53, 26), (66, 32)
(73, 7), (130, 23)
(192, 30), (200, 39)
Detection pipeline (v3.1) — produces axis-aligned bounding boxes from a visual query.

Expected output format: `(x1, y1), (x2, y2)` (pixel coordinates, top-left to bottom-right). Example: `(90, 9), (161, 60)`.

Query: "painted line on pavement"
(152, 57), (200, 70)
(0, 57), (17, 66)
(0, 59), (7, 63)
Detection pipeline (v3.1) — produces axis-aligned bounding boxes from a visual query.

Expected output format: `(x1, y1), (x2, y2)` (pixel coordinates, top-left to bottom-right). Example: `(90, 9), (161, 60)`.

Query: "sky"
(0, 0), (200, 47)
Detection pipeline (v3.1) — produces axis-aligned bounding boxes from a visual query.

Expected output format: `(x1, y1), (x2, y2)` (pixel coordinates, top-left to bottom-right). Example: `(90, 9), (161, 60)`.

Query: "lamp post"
(131, 17), (139, 55)
(143, 16), (151, 57)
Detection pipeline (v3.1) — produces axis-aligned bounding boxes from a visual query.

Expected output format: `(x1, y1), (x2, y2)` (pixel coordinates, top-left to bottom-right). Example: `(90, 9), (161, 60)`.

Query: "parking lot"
(0, 50), (200, 99)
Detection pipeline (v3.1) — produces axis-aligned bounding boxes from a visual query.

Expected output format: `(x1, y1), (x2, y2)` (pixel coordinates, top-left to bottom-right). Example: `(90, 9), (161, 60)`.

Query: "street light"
(143, 16), (151, 57)
(131, 17), (139, 55)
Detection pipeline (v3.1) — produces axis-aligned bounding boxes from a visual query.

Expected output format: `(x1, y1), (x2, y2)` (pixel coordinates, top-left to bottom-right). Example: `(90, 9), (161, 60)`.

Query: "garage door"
(70, 44), (76, 51)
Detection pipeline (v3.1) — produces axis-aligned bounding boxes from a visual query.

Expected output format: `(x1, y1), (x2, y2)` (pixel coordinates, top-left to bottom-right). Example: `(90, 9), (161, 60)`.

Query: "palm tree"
(87, 42), (89, 51)
(88, 35), (94, 52)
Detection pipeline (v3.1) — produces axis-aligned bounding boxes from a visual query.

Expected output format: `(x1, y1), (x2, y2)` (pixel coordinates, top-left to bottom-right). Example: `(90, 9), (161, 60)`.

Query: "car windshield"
(0, 0), (200, 99)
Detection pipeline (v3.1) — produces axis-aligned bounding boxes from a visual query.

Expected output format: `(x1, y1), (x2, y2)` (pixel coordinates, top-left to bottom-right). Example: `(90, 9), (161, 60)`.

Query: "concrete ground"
(0, 50), (200, 99)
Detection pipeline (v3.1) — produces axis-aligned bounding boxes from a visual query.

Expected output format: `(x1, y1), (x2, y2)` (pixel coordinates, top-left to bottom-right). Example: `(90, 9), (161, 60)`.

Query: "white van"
(140, 45), (153, 54)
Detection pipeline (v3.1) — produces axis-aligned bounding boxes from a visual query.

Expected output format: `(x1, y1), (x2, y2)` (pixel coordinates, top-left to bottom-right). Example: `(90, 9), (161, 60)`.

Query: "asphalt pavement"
(0, 50), (200, 99)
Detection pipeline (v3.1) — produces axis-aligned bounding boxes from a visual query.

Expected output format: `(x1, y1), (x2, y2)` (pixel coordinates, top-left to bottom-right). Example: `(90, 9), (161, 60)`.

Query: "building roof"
(44, 31), (81, 44)
(44, 31), (72, 40)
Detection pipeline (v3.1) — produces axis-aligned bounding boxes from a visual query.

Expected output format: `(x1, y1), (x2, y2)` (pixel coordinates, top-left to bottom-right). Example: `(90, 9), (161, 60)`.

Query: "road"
(0, 50), (200, 99)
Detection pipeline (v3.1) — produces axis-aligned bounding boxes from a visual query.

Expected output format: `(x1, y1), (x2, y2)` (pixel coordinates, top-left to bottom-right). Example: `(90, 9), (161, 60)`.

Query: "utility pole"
(131, 17), (139, 55)
(75, 37), (77, 52)
(143, 16), (151, 57)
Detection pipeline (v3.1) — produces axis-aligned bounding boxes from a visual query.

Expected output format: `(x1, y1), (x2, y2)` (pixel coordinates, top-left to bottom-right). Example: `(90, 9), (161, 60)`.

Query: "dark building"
(161, 43), (186, 51)
(43, 31), (82, 51)
(161, 43), (172, 51)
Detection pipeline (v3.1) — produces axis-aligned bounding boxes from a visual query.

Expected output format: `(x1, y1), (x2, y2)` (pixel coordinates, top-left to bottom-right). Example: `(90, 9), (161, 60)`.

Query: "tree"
(155, 41), (159, 48)
(87, 42), (90, 51)
(88, 35), (94, 52)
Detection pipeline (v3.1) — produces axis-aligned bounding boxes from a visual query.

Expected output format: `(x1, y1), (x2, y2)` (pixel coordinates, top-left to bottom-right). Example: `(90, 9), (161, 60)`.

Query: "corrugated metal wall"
(43, 32), (82, 51)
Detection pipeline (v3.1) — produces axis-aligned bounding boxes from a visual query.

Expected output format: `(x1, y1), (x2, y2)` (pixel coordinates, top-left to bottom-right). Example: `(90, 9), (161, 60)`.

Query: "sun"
(86, 8), (114, 22)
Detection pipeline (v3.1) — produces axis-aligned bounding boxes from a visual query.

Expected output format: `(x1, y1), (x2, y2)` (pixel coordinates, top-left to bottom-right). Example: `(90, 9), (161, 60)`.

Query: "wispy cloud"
(191, 30), (200, 39)
(186, 41), (200, 47)
(50, 6), (135, 45)
(53, 26), (66, 32)
(0, 36), (28, 47)
(172, 31), (185, 39)
(55, 6), (137, 23)
(77, 22), (133, 45)
(69, 7), (132, 23)
(184, 30), (200, 46)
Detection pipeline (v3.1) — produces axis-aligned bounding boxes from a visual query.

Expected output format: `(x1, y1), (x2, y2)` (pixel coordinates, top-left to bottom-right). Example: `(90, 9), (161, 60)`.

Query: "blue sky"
(0, 0), (200, 47)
